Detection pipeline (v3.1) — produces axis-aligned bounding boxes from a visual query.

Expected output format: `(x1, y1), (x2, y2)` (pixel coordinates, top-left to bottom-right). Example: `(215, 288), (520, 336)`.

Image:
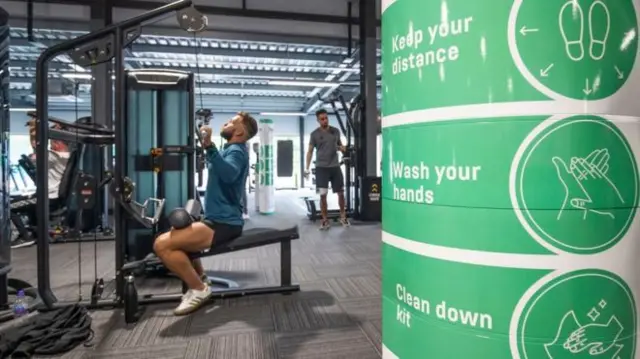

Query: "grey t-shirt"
(310, 126), (341, 168)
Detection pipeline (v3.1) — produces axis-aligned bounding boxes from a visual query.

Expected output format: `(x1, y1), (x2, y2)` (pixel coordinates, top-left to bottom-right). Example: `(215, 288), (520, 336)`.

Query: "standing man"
(305, 109), (350, 229)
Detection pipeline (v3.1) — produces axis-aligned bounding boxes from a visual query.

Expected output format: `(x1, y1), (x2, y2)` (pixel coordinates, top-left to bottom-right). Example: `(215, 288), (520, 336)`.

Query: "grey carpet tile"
(262, 265), (322, 285)
(344, 242), (380, 255)
(202, 257), (263, 272)
(182, 338), (215, 359)
(82, 343), (189, 359)
(187, 303), (275, 337)
(325, 276), (380, 299)
(135, 277), (182, 296)
(368, 261), (382, 279)
(34, 351), (88, 359)
(98, 306), (190, 348)
(9, 193), (384, 359)
(359, 320), (382, 354)
(217, 293), (272, 308)
(87, 311), (120, 346)
(280, 281), (336, 301)
(351, 252), (381, 262)
(294, 241), (352, 255)
(308, 251), (355, 266)
(338, 297), (382, 321)
(313, 262), (378, 280)
(210, 332), (279, 359)
(276, 327), (380, 359)
(271, 298), (354, 332)
(256, 243), (282, 259)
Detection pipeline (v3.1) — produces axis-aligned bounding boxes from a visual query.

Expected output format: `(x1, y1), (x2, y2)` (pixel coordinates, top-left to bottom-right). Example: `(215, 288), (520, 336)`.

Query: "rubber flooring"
(7, 190), (382, 358)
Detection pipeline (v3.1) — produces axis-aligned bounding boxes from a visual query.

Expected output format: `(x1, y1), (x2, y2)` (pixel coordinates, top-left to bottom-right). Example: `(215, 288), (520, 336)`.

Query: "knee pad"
(168, 208), (193, 229)
(318, 188), (329, 196)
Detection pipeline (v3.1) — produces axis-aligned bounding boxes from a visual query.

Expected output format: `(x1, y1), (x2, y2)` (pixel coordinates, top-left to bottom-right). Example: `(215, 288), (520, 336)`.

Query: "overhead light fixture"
(62, 73), (92, 80)
(9, 108), (36, 112)
(268, 80), (338, 87)
(260, 112), (306, 117)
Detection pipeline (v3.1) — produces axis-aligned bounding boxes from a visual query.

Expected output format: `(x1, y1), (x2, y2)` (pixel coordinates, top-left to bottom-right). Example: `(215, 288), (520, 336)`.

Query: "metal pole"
(90, 0), (113, 231)
(113, 26), (125, 300)
(360, 0), (377, 177)
(35, 55), (54, 307)
(298, 116), (305, 188)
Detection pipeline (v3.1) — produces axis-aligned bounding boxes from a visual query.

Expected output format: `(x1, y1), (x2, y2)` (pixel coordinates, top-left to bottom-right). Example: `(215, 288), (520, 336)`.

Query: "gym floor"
(10, 191), (382, 359)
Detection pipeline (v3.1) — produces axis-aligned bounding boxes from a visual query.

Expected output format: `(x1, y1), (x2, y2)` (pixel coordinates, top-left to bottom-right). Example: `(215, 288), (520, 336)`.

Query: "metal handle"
(139, 198), (166, 225)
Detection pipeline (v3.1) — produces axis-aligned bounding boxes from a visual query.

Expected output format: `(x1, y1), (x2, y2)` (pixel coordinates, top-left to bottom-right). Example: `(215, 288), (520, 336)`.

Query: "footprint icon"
(589, 1), (610, 60)
(560, 0), (585, 61)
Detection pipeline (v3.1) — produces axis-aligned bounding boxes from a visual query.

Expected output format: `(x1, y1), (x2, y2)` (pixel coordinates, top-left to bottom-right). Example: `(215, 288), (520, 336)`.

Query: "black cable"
(192, 33), (204, 110)
(73, 73), (82, 302)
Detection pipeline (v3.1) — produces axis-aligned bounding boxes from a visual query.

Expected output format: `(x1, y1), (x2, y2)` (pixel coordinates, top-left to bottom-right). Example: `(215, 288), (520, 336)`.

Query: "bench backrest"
(57, 146), (82, 200)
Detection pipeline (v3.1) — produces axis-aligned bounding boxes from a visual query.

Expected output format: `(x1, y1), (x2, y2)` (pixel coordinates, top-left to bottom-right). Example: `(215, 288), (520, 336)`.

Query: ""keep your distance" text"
(390, 16), (474, 76)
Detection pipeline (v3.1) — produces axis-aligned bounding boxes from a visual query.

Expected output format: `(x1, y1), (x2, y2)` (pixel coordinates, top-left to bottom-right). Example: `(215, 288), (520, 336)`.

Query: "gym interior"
(2, 0), (639, 358)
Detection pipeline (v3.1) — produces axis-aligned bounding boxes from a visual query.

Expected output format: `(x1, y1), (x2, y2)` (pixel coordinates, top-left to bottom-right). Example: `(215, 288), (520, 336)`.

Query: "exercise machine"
(347, 93), (381, 222)
(124, 68), (196, 265)
(10, 116), (115, 244)
(33, 0), (205, 310)
(120, 199), (299, 324)
(32, 0), (299, 321)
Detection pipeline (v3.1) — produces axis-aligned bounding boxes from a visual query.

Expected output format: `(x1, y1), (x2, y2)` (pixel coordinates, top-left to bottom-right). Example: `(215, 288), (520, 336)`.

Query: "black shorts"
(315, 166), (344, 193)
(202, 219), (243, 250)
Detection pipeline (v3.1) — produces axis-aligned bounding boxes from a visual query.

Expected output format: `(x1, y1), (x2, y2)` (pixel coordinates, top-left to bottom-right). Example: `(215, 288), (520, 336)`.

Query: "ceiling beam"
(134, 64), (333, 80)
(23, 0), (381, 26)
(131, 44), (345, 64)
(11, 37), (347, 64)
(9, 21), (358, 48)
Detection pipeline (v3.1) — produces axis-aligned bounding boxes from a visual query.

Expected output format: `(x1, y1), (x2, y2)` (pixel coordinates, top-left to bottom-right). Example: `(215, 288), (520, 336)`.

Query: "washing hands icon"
(545, 311), (624, 358)
(552, 149), (624, 220)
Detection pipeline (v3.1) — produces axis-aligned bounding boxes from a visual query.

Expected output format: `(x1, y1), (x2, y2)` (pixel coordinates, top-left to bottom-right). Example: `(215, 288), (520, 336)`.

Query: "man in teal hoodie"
(153, 112), (258, 316)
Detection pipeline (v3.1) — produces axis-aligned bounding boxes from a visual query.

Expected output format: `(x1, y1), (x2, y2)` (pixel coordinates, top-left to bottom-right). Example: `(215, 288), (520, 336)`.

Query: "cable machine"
(124, 69), (196, 262)
(33, 0), (206, 309)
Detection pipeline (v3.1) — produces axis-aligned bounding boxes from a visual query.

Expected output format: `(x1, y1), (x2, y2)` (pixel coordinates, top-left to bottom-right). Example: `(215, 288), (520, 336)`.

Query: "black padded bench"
(121, 225), (301, 324)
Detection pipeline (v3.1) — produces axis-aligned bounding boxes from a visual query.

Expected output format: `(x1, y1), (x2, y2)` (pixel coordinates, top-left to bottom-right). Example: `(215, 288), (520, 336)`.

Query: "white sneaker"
(319, 220), (331, 231)
(174, 284), (212, 316)
(242, 213), (250, 220)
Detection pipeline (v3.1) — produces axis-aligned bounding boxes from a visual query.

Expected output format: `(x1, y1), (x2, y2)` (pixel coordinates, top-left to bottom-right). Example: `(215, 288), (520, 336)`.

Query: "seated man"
(153, 112), (258, 316)
(26, 117), (70, 200)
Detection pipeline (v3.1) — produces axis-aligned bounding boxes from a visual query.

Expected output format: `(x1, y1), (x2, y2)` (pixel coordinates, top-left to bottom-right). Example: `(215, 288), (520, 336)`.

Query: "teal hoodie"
(203, 143), (249, 226)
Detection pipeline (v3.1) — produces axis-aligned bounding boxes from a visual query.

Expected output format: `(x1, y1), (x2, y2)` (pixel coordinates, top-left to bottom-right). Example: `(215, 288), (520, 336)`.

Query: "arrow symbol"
(540, 63), (554, 77)
(583, 78), (592, 95)
(519, 26), (539, 36)
(615, 66), (624, 79)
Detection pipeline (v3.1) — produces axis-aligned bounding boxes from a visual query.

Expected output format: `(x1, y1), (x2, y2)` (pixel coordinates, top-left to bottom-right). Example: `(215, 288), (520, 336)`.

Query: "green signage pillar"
(258, 118), (275, 214)
(381, 0), (640, 358)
